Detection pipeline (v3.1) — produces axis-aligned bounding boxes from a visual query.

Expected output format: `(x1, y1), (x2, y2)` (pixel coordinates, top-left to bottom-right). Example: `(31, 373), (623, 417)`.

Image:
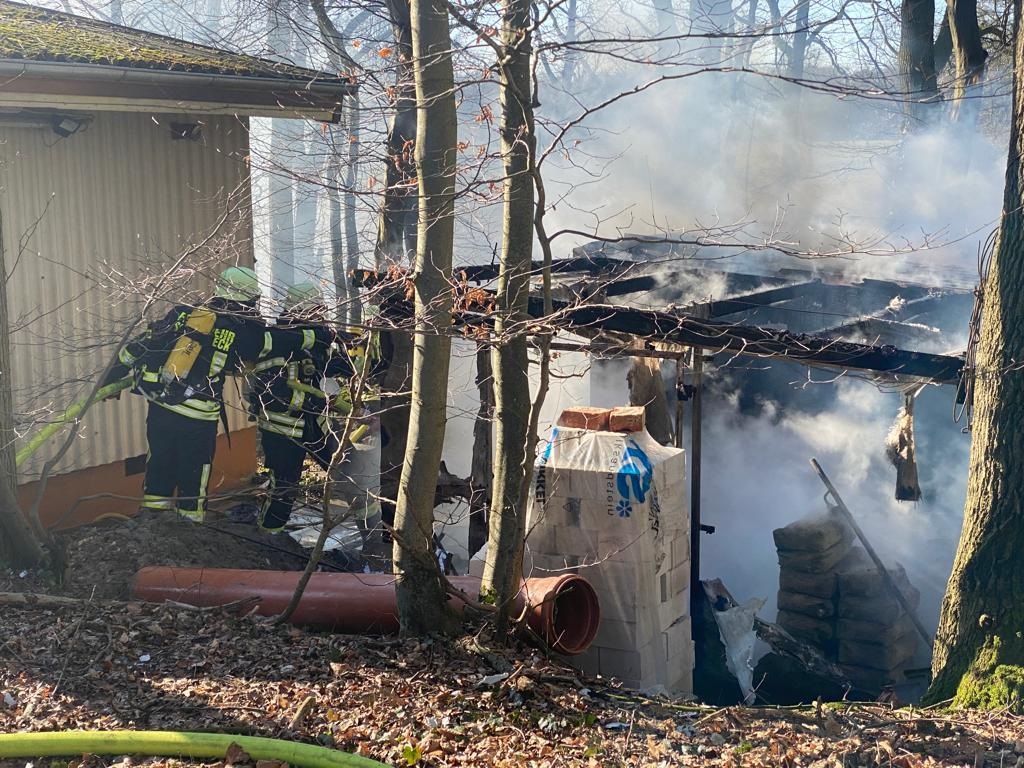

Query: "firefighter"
(106, 267), (333, 522)
(250, 282), (361, 532)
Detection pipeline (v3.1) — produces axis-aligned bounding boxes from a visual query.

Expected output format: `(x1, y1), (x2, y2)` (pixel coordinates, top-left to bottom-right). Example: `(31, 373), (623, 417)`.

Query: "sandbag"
(777, 531), (853, 573)
(837, 584), (920, 624)
(777, 609), (834, 645)
(838, 560), (911, 598)
(838, 629), (918, 671)
(773, 511), (852, 553)
(779, 568), (838, 599)
(840, 663), (905, 694)
(777, 589), (835, 619)
(837, 613), (915, 645)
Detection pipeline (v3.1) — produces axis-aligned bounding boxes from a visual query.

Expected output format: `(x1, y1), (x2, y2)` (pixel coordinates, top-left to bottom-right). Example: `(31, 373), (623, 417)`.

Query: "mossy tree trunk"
(926, 10), (1024, 710)
(480, 0), (535, 632)
(391, 0), (458, 635)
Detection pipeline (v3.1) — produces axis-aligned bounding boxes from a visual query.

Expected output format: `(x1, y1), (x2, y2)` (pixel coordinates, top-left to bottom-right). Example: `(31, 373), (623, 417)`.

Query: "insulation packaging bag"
(527, 425), (691, 692)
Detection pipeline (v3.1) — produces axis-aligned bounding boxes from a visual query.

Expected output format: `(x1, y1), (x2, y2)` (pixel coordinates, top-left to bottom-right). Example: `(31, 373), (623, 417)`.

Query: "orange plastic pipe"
(131, 567), (600, 655)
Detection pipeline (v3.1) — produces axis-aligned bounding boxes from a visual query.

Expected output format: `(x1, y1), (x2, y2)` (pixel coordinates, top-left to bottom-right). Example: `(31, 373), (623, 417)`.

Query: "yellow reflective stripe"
(252, 357), (287, 373)
(301, 329), (316, 351)
(118, 347), (137, 365)
(258, 420), (304, 438)
(265, 411), (305, 427)
(178, 509), (204, 522)
(141, 370), (160, 383)
(141, 495), (174, 510)
(197, 463), (211, 513)
(260, 331), (273, 358)
(153, 400), (221, 421)
(286, 363), (306, 411)
(210, 350), (228, 376)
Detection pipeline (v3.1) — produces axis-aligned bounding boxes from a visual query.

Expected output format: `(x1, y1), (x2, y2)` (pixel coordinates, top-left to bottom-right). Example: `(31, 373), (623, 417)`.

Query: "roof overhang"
(0, 59), (354, 121)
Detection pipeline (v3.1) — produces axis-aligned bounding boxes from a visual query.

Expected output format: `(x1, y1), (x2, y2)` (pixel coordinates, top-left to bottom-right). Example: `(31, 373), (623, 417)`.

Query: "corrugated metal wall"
(0, 111), (255, 479)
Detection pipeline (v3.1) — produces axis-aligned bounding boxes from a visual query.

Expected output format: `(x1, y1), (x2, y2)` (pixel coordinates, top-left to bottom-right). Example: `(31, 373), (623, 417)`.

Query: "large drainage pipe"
(132, 567), (600, 655)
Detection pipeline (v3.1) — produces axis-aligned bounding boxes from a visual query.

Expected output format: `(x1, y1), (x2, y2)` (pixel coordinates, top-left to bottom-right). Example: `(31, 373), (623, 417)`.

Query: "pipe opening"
(544, 576), (601, 655)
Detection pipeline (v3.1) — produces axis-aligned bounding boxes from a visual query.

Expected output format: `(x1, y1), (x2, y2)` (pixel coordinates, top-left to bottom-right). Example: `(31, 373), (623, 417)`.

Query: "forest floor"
(1, 514), (1023, 768)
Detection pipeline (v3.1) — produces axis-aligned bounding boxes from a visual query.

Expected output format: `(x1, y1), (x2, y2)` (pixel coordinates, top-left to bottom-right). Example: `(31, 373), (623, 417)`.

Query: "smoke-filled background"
(31, 0), (1013, 634)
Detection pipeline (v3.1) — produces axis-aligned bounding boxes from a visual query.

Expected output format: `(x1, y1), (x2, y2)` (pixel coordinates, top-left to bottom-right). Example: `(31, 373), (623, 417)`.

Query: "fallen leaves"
(3, 519), (1024, 767)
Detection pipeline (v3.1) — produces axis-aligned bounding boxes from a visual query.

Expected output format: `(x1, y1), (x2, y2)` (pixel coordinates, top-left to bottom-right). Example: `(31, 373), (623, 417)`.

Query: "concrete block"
(667, 665), (694, 696)
(609, 406), (645, 433)
(670, 533), (690, 571)
(667, 561), (689, 596)
(663, 615), (692, 659)
(557, 407), (611, 431)
(553, 525), (601, 559)
(593, 617), (661, 651)
(565, 646), (601, 677)
(469, 556), (485, 579)
(599, 638), (666, 683)
(659, 591), (687, 631)
(599, 523), (653, 562)
(523, 550), (580, 577)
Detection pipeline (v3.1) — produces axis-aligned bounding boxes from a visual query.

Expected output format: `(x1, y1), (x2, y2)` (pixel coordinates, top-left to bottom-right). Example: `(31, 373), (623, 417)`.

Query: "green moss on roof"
(0, 0), (343, 81)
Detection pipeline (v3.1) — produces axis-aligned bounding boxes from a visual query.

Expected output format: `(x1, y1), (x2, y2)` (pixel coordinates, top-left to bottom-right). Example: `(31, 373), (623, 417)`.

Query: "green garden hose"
(0, 730), (388, 768)
(15, 378), (133, 468)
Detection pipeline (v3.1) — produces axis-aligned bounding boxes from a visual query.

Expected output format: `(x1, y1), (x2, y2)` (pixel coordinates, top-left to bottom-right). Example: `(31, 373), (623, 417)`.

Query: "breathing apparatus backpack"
(133, 307), (219, 405)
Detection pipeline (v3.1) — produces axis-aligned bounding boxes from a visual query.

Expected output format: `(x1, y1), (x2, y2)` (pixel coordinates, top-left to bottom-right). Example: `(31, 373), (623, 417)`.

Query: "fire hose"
(0, 730), (387, 768)
(15, 378), (133, 468)
(15, 378), (368, 470)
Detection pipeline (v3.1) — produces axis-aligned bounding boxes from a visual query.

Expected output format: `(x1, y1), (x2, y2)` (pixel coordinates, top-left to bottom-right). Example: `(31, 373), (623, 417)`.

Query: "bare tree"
(480, 0), (536, 630)
(391, 0), (459, 634)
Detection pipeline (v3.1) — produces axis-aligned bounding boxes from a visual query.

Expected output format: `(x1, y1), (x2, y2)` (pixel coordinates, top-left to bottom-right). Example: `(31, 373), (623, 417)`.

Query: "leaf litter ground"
(2, 514), (1023, 767)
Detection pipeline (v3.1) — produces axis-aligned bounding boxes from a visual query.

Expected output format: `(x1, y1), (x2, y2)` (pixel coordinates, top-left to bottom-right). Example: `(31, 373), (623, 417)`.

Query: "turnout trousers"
(142, 402), (218, 521)
(258, 417), (337, 531)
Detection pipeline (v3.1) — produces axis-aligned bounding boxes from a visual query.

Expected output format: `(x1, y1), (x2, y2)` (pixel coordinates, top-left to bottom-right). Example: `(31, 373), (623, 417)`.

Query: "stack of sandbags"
(836, 560), (921, 691)
(524, 406), (693, 694)
(773, 511), (921, 693)
(774, 510), (853, 656)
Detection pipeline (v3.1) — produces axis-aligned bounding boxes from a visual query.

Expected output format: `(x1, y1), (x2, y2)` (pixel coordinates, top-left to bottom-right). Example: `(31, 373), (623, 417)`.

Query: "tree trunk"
(309, 0), (361, 324)
(344, 98), (362, 325)
(480, 0), (536, 632)
(926, 9), (1024, 710)
(690, 0), (733, 64)
(328, 149), (347, 323)
(268, 0), (295, 292)
(561, 0), (578, 88)
(898, 0), (939, 124)
(469, 345), (493, 558)
(0, 215), (46, 569)
(948, 0), (987, 123)
(391, 0), (458, 635)
(789, 0), (810, 79)
(378, 329), (412, 533)
(375, 0), (418, 267)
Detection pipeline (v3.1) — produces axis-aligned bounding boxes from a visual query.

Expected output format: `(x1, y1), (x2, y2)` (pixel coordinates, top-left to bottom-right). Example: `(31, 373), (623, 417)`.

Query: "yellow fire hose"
(16, 378), (369, 467)
(0, 730), (388, 768)
(15, 378), (133, 468)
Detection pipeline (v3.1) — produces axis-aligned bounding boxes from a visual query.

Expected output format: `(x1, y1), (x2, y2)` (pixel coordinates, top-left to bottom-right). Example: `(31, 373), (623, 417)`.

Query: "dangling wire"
(955, 228), (998, 430)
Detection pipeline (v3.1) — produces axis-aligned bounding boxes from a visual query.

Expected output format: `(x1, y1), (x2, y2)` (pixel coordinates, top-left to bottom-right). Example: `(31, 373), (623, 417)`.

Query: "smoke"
(543, 72), (1006, 283)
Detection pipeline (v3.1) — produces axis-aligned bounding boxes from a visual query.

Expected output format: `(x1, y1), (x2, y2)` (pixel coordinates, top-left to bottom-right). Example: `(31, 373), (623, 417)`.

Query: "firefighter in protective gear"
(250, 282), (358, 532)
(106, 267), (334, 522)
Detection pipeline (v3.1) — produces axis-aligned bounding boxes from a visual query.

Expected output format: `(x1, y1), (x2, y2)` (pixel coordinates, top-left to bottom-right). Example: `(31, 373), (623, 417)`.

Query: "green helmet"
(215, 266), (260, 302)
(283, 282), (324, 313)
